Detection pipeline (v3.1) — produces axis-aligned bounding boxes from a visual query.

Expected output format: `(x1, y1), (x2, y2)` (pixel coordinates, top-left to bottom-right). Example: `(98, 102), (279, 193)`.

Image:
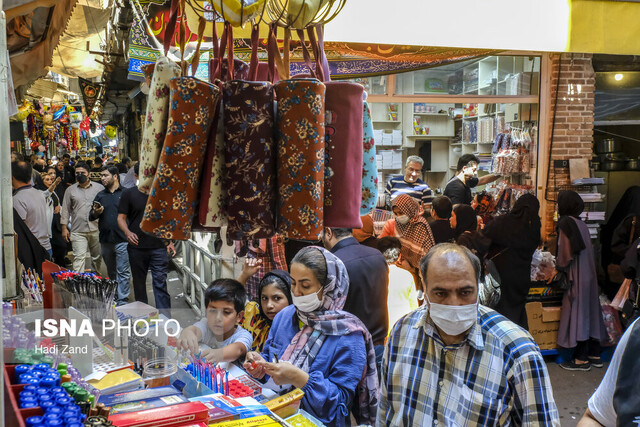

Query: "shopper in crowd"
(89, 166), (131, 306)
(11, 151), (24, 162)
(482, 193), (541, 328)
(427, 195), (455, 244)
(37, 172), (66, 266)
(600, 186), (640, 298)
(61, 154), (76, 187)
(30, 153), (46, 188)
(11, 161), (52, 258)
(378, 243), (559, 425)
(443, 154), (500, 205)
(452, 204), (490, 263)
(178, 279), (253, 363)
(60, 162), (105, 274)
(120, 156), (137, 188)
(235, 235), (288, 301)
(377, 236), (418, 332)
(577, 317), (640, 426)
(90, 157), (103, 183)
(353, 214), (378, 248)
(380, 194), (435, 273)
(472, 191), (495, 227)
(237, 259), (292, 352)
(245, 247), (378, 426)
(620, 236), (640, 284)
(117, 162), (175, 318)
(320, 227), (389, 371)
(555, 190), (606, 371)
(384, 155), (433, 209)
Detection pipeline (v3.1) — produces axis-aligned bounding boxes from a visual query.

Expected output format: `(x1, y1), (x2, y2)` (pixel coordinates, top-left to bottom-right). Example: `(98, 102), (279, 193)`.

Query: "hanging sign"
(79, 78), (99, 116)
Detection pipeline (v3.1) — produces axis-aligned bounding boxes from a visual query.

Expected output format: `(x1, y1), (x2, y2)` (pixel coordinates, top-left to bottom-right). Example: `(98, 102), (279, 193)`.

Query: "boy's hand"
(202, 348), (223, 363)
(178, 329), (199, 354)
(243, 352), (266, 379)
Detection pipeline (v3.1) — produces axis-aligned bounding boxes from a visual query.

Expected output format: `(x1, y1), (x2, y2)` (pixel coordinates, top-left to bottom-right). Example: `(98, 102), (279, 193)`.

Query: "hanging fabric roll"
(137, 57), (181, 194)
(223, 26), (276, 241)
(140, 77), (220, 240)
(298, 25), (364, 228)
(361, 100), (378, 215)
(197, 24), (249, 229)
(274, 78), (326, 240)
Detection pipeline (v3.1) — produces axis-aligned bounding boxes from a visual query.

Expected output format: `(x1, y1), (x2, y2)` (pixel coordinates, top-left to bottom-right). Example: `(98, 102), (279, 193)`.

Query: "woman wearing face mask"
(555, 190), (606, 371)
(244, 247), (379, 426)
(380, 194), (435, 272)
(238, 264), (293, 352)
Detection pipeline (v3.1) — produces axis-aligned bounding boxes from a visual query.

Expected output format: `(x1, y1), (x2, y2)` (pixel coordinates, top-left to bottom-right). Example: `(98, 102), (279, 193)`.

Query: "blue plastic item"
(40, 401), (56, 411)
(24, 385), (39, 392)
(19, 391), (36, 399)
(43, 412), (61, 421)
(36, 387), (50, 395)
(20, 402), (38, 409)
(33, 363), (50, 371)
(65, 416), (82, 424)
(44, 419), (64, 426)
(25, 415), (44, 427)
(14, 365), (30, 382)
(38, 394), (53, 403)
(19, 373), (34, 384)
(20, 396), (37, 406)
(67, 424), (84, 427)
(40, 376), (58, 388)
(46, 406), (63, 415)
(55, 397), (72, 406)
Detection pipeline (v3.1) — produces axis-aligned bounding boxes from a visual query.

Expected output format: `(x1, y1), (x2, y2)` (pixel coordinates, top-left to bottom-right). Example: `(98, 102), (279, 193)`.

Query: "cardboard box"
(525, 302), (562, 350)
(109, 401), (209, 427)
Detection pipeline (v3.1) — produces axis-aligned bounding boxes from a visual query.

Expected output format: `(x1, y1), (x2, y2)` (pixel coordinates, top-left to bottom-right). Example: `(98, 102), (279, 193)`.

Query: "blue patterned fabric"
(360, 101), (378, 215)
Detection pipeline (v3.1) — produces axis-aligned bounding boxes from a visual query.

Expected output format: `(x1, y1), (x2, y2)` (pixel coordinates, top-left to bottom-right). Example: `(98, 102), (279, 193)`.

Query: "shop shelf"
(372, 120), (401, 124)
(406, 135), (453, 139)
(412, 113), (449, 116)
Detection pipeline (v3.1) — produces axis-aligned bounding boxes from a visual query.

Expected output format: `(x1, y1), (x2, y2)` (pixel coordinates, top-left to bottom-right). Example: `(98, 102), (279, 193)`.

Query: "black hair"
(291, 247), (328, 286)
(432, 195), (453, 219)
(204, 278), (246, 313)
(44, 165), (56, 174)
(116, 163), (127, 174)
(103, 165), (120, 181)
(11, 161), (32, 184)
(328, 228), (352, 239)
(11, 152), (24, 161)
(121, 157), (132, 165)
(456, 154), (480, 172)
(134, 162), (140, 175)
(452, 204), (478, 237)
(377, 236), (402, 263)
(258, 272), (293, 319)
(75, 162), (90, 172)
(419, 243), (481, 287)
(63, 154), (71, 159)
(94, 156), (103, 165)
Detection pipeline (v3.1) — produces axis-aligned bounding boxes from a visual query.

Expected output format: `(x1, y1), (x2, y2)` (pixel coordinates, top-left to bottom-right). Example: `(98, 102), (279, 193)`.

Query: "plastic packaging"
(142, 358), (177, 388)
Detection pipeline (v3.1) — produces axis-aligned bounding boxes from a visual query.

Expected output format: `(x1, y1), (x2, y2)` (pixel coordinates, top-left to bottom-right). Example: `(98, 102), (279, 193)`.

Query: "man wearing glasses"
(385, 156), (433, 210)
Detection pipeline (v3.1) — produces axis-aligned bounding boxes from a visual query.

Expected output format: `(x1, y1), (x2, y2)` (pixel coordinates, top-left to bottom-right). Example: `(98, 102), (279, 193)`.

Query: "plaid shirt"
(377, 305), (560, 426)
(244, 234), (288, 300)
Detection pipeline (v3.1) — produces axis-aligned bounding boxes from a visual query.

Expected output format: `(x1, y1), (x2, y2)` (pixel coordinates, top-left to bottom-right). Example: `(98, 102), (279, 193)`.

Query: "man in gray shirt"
(61, 162), (105, 273)
(12, 161), (52, 257)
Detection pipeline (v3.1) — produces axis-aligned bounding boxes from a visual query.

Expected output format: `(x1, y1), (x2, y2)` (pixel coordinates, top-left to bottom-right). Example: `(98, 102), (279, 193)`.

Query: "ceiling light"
(615, 73), (624, 81)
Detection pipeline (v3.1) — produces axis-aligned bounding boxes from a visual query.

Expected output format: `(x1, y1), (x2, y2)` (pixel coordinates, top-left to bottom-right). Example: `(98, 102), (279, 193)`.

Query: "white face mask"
(396, 215), (410, 225)
(292, 288), (323, 312)
(426, 295), (478, 336)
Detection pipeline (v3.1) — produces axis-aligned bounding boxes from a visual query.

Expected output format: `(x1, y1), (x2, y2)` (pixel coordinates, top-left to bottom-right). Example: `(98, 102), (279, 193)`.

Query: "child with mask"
(177, 279), (253, 363)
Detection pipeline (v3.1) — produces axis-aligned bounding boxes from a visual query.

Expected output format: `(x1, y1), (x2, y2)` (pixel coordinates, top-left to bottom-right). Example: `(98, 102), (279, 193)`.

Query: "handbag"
(621, 279), (640, 329)
(480, 258), (501, 308)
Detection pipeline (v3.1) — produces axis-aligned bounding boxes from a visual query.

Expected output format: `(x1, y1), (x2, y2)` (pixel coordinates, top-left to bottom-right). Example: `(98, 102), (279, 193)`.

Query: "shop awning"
(323, 0), (640, 56)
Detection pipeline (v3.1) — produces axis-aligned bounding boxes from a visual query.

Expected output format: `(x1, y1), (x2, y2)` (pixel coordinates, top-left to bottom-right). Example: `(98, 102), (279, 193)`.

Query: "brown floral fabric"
(140, 77), (220, 240)
(274, 78), (326, 240)
(223, 80), (276, 240)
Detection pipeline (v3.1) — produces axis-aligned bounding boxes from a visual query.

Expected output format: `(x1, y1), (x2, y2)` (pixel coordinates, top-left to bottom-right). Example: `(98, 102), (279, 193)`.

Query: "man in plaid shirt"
(377, 243), (560, 426)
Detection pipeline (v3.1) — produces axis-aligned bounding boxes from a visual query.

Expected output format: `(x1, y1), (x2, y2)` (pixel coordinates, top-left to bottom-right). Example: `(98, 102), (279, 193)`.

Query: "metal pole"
(1, 10), (17, 300)
(0, 4), (14, 424)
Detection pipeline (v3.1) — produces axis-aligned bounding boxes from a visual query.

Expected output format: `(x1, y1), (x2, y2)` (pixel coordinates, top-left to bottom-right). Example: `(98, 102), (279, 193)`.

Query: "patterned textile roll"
(140, 77), (220, 240)
(137, 56), (181, 194)
(323, 81), (364, 228)
(223, 80), (276, 240)
(274, 78), (325, 240)
(360, 101), (378, 215)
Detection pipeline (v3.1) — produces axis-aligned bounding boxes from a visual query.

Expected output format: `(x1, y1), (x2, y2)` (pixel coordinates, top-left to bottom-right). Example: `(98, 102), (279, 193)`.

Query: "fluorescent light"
(615, 73), (624, 81)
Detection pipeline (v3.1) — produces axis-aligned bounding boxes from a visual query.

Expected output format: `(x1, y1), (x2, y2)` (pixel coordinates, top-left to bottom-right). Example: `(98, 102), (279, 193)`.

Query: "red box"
(109, 401), (210, 427)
